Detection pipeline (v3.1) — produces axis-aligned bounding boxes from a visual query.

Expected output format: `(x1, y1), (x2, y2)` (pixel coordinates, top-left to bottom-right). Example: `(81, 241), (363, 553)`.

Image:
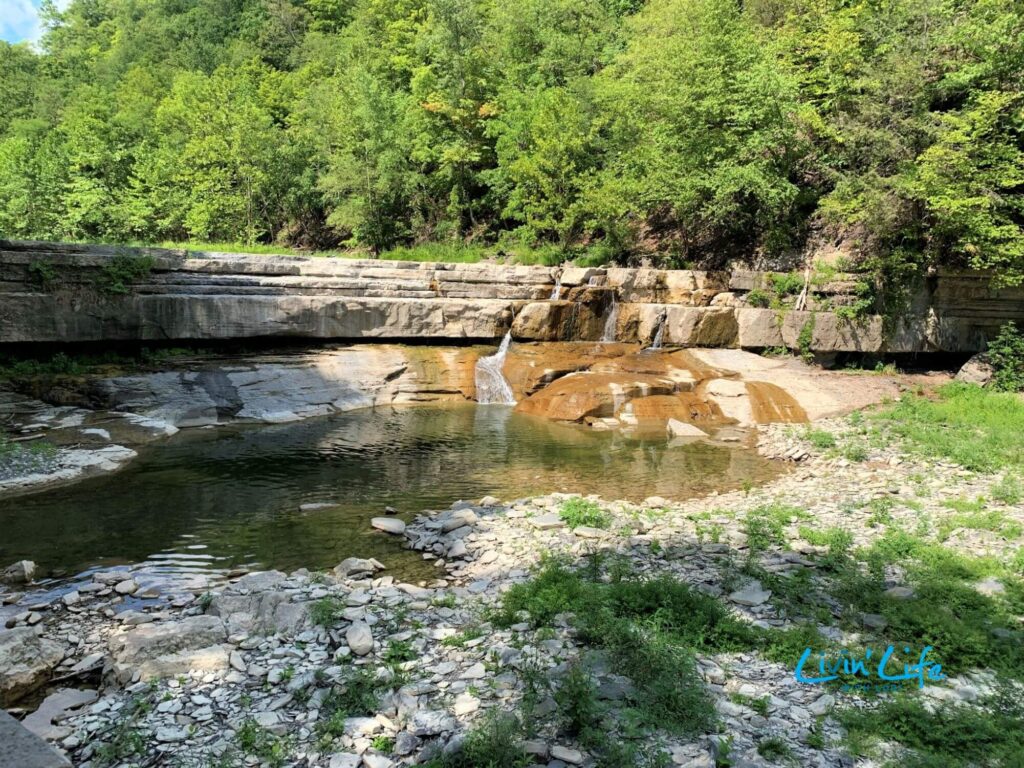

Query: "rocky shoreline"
(2, 413), (1019, 768)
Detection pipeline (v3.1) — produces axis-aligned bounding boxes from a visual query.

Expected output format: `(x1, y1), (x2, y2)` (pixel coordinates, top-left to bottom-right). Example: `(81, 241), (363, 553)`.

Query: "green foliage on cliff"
(0, 0), (1021, 284)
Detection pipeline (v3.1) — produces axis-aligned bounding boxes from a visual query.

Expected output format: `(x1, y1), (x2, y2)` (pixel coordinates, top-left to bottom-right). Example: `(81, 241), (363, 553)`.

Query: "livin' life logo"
(795, 645), (946, 692)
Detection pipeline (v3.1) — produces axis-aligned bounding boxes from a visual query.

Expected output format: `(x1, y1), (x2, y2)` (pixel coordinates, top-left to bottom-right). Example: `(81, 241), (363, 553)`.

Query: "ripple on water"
(0, 403), (782, 592)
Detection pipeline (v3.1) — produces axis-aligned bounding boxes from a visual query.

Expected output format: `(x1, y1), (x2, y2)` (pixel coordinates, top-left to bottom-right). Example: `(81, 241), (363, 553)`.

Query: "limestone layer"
(3, 240), (1022, 352)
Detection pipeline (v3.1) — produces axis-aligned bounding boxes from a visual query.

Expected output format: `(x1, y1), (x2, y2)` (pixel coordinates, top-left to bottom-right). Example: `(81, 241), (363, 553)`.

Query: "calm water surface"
(0, 404), (780, 590)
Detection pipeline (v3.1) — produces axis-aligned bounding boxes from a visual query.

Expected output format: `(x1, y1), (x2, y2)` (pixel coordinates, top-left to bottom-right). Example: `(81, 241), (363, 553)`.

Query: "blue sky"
(1, 0), (70, 45)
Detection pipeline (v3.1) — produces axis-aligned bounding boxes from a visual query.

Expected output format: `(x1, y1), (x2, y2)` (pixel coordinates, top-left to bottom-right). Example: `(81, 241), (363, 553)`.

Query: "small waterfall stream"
(601, 295), (619, 342)
(549, 274), (562, 300)
(475, 331), (516, 404)
(650, 314), (666, 349)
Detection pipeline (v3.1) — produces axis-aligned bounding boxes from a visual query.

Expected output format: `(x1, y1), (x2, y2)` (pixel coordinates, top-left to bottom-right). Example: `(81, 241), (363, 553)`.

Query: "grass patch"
(420, 711), (531, 768)
(235, 719), (291, 767)
(744, 503), (809, 553)
(937, 506), (1021, 542)
(804, 428), (837, 449)
(872, 383), (1024, 472)
(826, 531), (1024, 679)
(838, 689), (1024, 767)
(757, 735), (794, 763)
(95, 253), (155, 294)
(316, 667), (384, 744)
(559, 498), (613, 530)
(992, 475), (1022, 505)
(492, 556), (766, 737)
(309, 596), (345, 627)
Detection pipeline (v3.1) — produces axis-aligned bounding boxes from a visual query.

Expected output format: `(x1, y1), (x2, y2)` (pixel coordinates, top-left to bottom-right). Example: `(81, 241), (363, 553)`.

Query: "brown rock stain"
(745, 381), (807, 423)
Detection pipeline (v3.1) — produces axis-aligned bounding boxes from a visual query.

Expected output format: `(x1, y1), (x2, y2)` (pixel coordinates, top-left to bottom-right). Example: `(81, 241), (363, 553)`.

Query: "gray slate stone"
(0, 710), (71, 768)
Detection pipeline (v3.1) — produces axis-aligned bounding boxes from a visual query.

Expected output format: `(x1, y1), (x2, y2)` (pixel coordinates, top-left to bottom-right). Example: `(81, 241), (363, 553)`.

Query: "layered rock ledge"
(3, 240), (1022, 352)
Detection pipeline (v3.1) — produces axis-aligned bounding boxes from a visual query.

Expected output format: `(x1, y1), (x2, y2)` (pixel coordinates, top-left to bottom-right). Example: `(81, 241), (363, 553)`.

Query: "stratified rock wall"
(3, 240), (1022, 352)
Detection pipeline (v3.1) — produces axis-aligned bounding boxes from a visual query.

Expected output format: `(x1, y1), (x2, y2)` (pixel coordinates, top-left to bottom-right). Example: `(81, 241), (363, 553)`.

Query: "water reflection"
(0, 404), (780, 587)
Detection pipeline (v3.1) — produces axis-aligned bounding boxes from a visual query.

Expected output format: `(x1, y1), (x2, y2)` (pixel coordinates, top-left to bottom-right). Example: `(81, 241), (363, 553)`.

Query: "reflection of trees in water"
(0, 405), (780, 580)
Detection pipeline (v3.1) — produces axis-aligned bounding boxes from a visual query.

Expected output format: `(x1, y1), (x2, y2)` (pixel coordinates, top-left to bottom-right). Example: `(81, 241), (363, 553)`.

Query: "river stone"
(329, 755), (361, 768)
(529, 513), (565, 530)
(1, 560), (36, 584)
(409, 710), (456, 736)
(300, 502), (337, 511)
(371, 517), (406, 535)
(728, 580), (771, 607)
(108, 615), (228, 682)
(447, 540), (468, 558)
(114, 578), (138, 595)
(0, 628), (65, 706)
(551, 746), (584, 765)
(334, 558), (382, 579)
(346, 621), (374, 656)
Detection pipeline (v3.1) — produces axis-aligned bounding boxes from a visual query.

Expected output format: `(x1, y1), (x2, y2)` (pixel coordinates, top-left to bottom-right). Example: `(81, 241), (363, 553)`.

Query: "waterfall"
(601, 295), (619, 342)
(549, 274), (562, 301)
(475, 332), (516, 405)
(650, 315), (666, 349)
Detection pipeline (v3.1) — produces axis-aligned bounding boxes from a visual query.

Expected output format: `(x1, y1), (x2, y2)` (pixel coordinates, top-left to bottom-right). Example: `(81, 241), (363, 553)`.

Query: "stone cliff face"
(3, 240), (1022, 353)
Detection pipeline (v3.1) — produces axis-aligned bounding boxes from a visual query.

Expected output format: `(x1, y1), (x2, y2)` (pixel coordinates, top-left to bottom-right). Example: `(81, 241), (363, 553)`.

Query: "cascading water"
(475, 331), (516, 405)
(549, 274), (562, 300)
(601, 295), (619, 342)
(650, 315), (666, 349)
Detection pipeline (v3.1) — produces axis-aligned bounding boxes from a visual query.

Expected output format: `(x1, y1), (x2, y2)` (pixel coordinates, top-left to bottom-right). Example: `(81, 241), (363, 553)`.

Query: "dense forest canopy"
(0, 0), (1022, 284)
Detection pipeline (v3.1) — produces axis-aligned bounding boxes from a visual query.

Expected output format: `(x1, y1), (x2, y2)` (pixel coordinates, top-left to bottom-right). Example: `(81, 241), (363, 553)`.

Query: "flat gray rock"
(528, 513), (565, 530)
(0, 709), (71, 768)
(728, 580), (771, 607)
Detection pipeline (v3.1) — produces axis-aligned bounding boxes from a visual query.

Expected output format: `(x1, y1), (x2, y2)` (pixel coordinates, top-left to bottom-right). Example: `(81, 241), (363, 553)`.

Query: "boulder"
(956, 354), (994, 386)
(1, 560), (36, 584)
(206, 573), (312, 636)
(334, 558), (384, 579)
(346, 622), (374, 656)
(0, 628), (65, 706)
(108, 615), (228, 682)
(371, 517), (406, 535)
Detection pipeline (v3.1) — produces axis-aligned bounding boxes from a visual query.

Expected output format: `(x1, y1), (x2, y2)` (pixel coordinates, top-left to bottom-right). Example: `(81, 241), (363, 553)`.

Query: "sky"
(0, 0), (71, 45)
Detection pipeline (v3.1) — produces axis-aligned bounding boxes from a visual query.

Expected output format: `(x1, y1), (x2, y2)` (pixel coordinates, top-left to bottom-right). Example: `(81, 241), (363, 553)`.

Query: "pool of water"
(0, 404), (780, 590)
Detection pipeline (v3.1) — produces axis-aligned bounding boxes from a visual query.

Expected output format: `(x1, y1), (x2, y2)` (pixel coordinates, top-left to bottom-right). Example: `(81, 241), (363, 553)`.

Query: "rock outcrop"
(3, 240), (1022, 353)
(107, 615), (228, 683)
(0, 627), (65, 706)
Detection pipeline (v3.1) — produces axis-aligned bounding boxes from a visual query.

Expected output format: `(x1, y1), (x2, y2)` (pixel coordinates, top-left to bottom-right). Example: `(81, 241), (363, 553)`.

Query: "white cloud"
(0, 0), (44, 44)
